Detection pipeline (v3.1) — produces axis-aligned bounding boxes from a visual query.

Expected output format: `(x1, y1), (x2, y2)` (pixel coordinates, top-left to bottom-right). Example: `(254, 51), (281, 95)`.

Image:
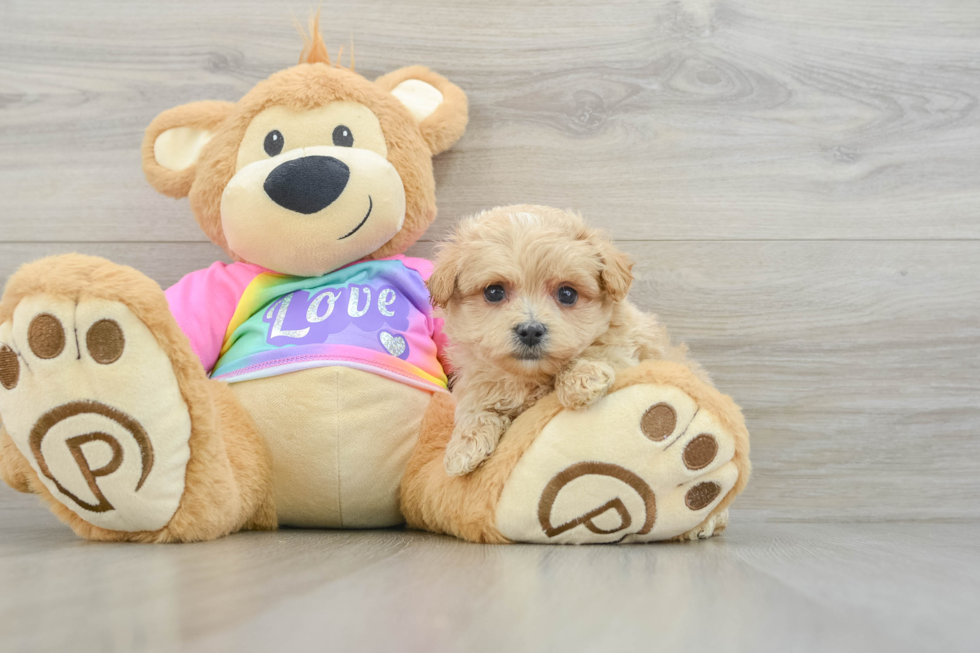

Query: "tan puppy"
(428, 205), (704, 476)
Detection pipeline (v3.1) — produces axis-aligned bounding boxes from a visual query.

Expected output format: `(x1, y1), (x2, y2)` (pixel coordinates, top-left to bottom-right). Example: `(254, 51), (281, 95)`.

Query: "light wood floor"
(1, 0), (978, 650)
(3, 492), (978, 652)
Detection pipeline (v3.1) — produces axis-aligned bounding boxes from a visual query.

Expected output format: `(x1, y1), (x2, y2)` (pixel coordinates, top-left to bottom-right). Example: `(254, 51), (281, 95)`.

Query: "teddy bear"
(0, 20), (750, 544)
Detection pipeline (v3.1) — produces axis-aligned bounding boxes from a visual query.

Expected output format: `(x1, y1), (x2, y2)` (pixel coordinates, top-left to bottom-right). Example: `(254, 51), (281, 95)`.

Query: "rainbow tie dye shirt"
(164, 256), (448, 392)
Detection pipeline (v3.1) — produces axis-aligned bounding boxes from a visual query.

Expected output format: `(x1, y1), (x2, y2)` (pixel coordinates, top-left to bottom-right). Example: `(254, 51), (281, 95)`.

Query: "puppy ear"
(142, 100), (235, 198)
(375, 66), (468, 155)
(598, 241), (634, 301)
(427, 243), (463, 308)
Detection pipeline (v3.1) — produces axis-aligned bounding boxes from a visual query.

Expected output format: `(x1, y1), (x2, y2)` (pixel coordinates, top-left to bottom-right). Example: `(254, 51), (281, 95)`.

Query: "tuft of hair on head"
(296, 9), (355, 70)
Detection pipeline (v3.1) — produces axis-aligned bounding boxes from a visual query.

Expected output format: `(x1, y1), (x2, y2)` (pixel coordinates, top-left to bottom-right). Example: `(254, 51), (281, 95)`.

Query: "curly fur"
(429, 205), (707, 476)
(400, 359), (749, 543)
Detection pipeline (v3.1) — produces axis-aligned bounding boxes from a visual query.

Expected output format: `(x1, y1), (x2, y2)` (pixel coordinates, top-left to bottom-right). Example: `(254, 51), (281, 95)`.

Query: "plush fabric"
(231, 366), (431, 528)
(400, 360), (751, 544)
(0, 19), (750, 545)
(164, 261), (263, 370)
(0, 258), (750, 544)
(1, 294), (193, 532)
(0, 255), (276, 542)
(401, 390), (559, 543)
(154, 126), (214, 173)
(141, 64), (466, 265)
(220, 140), (407, 277)
(0, 21), (471, 540)
(142, 101), (236, 200)
(495, 382), (740, 543)
(166, 257), (447, 390)
(0, 426), (33, 493)
(390, 79), (444, 122)
(375, 66), (469, 156)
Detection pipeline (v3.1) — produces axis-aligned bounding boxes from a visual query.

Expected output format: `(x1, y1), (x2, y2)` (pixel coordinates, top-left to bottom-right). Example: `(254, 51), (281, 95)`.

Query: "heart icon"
(379, 331), (409, 360)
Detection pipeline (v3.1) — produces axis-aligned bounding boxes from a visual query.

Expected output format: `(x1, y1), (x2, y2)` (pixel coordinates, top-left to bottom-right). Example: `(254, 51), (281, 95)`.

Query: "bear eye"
(556, 286), (578, 306)
(333, 125), (354, 147)
(484, 285), (506, 303)
(264, 130), (284, 156)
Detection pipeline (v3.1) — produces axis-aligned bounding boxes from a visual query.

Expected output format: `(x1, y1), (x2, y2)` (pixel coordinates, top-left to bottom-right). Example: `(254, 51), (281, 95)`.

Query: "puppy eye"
(557, 286), (578, 306)
(333, 125), (354, 147)
(264, 130), (284, 156)
(484, 285), (506, 303)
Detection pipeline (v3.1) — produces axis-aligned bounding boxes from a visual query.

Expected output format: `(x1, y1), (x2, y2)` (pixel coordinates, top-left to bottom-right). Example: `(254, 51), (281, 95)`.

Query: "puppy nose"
(264, 155), (350, 215)
(515, 321), (547, 347)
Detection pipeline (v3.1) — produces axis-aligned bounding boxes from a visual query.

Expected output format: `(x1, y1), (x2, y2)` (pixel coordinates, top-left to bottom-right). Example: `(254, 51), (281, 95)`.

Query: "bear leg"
(0, 254), (276, 542)
(401, 360), (750, 544)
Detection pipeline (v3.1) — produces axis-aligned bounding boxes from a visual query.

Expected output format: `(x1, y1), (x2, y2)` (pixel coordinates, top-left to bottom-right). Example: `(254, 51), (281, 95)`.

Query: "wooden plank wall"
(1, 0), (977, 522)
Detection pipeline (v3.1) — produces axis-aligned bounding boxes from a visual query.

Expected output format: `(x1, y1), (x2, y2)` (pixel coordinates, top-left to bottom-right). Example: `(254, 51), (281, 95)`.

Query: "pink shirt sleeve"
(431, 322), (452, 376)
(396, 255), (433, 280)
(395, 255), (453, 374)
(165, 262), (261, 373)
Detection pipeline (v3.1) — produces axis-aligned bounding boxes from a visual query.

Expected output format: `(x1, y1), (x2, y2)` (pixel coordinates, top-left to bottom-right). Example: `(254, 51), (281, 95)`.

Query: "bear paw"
(0, 295), (192, 532)
(494, 377), (745, 543)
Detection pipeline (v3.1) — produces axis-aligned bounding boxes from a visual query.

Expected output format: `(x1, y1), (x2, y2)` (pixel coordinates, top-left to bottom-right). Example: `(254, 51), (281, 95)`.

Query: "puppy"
(428, 205), (704, 476)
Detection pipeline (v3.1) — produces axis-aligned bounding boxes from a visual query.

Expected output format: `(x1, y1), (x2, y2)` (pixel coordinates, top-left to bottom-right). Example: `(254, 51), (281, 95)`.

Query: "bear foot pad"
(0, 295), (191, 532)
(496, 383), (739, 543)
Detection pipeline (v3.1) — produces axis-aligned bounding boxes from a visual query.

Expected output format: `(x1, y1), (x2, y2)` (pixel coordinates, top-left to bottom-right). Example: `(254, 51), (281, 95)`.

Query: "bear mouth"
(338, 196), (373, 240)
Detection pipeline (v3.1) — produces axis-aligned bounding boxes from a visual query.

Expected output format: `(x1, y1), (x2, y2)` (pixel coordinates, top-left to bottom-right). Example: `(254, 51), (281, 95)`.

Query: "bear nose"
(515, 321), (547, 347)
(264, 155), (350, 215)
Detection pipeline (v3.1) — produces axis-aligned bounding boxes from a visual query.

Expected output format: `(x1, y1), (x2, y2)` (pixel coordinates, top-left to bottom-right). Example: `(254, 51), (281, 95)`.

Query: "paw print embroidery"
(0, 295), (192, 532)
(537, 462), (656, 538)
(496, 382), (742, 543)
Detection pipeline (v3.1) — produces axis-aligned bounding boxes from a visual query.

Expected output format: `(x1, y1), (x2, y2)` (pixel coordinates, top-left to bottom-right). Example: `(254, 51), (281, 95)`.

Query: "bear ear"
(375, 66), (468, 155)
(142, 101), (235, 198)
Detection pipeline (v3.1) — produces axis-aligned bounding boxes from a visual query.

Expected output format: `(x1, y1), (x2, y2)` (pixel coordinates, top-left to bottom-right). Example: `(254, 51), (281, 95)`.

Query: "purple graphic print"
(263, 283), (411, 347)
(377, 331), (410, 360)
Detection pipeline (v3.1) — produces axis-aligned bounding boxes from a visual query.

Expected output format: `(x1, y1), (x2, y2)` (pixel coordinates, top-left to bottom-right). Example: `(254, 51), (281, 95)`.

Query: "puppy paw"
(556, 360), (615, 410)
(444, 420), (506, 476)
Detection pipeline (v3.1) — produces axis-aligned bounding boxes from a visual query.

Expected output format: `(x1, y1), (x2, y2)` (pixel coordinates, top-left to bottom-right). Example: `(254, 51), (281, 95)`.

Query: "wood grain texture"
(628, 241), (980, 521)
(1, 239), (976, 522)
(1, 0), (978, 520)
(1, 495), (978, 653)
(1, 1), (979, 650)
(1, 0), (979, 241)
